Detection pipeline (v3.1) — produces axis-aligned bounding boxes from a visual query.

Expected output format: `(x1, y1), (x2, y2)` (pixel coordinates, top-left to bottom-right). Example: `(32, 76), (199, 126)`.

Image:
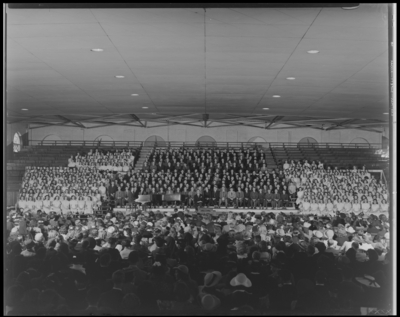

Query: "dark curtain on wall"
(382, 136), (389, 150)
(6, 143), (14, 160)
(21, 132), (29, 146)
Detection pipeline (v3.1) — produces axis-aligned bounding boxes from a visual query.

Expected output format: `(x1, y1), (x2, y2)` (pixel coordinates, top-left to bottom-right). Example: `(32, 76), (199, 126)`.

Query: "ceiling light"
(131, 94), (139, 96)
(286, 77), (296, 80)
(307, 50), (319, 54)
(21, 108), (28, 111)
(142, 107), (148, 109)
(263, 108), (269, 110)
(383, 113), (389, 115)
(115, 75), (125, 78)
(91, 48), (103, 52)
(342, 6), (359, 10)
(151, 113), (156, 115)
(272, 95), (281, 98)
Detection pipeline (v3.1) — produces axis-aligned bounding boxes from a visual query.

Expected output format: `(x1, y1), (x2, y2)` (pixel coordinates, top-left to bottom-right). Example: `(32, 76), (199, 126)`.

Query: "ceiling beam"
(78, 114), (129, 122)
(212, 114), (276, 122)
(89, 121), (143, 128)
(146, 119), (203, 126)
(325, 119), (358, 131)
(268, 126), (326, 130)
(278, 117), (352, 125)
(130, 114), (145, 127)
(153, 113), (201, 121)
(265, 116), (285, 129)
(56, 115), (86, 128)
(210, 120), (265, 129)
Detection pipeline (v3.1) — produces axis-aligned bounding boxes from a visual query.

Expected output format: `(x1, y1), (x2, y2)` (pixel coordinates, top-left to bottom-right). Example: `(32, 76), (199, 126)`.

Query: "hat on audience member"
(277, 228), (285, 236)
(204, 271), (222, 288)
(346, 226), (355, 234)
(35, 233), (44, 242)
(173, 265), (189, 275)
(325, 229), (334, 239)
(230, 273), (252, 288)
(201, 294), (221, 311)
(303, 222), (311, 228)
(313, 231), (323, 238)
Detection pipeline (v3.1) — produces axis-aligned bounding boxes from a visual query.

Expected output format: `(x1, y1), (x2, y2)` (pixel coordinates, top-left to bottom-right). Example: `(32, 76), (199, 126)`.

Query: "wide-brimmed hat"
(325, 229), (334, 239)
(230, 273), (252, 288)
(173, 265), (189, 275)
(313, 230), (323, 238)
(201, 294), (221, 311)
(204, 271), (222, 288)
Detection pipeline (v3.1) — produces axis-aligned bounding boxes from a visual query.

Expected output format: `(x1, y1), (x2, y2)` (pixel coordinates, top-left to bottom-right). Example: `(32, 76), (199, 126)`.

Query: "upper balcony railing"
(29, 140), (383, 149)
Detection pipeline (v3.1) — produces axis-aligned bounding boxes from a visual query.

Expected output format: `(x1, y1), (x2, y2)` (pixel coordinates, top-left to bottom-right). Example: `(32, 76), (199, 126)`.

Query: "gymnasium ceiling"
(6, 4), (390, 132)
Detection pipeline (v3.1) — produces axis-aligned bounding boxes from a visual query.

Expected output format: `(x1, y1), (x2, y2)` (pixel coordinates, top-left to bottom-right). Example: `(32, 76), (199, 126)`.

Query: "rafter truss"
(8, 113), (388, 133)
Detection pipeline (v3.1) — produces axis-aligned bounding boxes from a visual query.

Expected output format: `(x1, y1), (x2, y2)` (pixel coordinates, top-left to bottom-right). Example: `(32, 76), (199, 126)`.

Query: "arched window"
(196, 136), (216, 147)
(247, 136), (267, 148)
(248, 136), (266, 143)
(42, 134), (62, 145)
(298, 137), (318, 147)
(350, 137), (369, 148)
(93, 135), (114, 146)
(13, 132), (22, 152)
(144, 135), (166, 147)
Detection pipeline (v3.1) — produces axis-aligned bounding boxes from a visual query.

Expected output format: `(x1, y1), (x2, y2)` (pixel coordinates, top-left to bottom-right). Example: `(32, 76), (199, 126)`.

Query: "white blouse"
(310, 203), (319, 211)
(336, 202), (344, 211)
(302, 202), (310, 210)
(361, 202), (371, 211)
(371, 204), (380, 212)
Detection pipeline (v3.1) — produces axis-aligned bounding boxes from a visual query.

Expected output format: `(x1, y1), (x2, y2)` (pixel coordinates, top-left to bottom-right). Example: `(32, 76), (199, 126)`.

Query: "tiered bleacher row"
(5, 143), (391, 315)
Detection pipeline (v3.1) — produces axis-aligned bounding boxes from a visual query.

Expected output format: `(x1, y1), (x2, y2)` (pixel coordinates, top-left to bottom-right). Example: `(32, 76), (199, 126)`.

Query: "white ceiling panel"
(305, 25), (388, 41)
(313, 5), (387, 27)
(6, 5), (389, 126)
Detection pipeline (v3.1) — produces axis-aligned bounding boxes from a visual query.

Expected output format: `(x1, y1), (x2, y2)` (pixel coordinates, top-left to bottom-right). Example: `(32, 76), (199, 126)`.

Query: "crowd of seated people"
(5, 206), (392, 315)
(17, 147), (389, 214)
(68, 148), (138, 171)
(281, 160), (389, 215)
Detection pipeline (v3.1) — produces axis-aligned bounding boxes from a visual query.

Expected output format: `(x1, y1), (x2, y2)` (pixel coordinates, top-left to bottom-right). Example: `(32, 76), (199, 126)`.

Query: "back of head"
(128, 250), (140, 265)
(86, 287), (101, 306)
(112, 270), (125, 286)
(232, 290), (250, 308)
(121, 293), (141, 312)
(39, 289), (61, 309)
(6, 285), (24, 307)
(155, 236), (165, 248)
(341, 265), (354, 280)
(306, 245), (315, 256)
(174, 281), (191, 302)
(99, 253), (111, 267)
(252, 251), (261, 261)
(315, 270), (327, 284)
(351, 241), (359, 250)
(21, 288), (40, 307)
(315, 242), (326, 253)
(81, 239), (90, 250)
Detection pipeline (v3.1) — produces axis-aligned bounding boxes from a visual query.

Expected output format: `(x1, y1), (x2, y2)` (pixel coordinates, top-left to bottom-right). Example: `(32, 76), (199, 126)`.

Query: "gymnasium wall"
(29, 123), (382, 145)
